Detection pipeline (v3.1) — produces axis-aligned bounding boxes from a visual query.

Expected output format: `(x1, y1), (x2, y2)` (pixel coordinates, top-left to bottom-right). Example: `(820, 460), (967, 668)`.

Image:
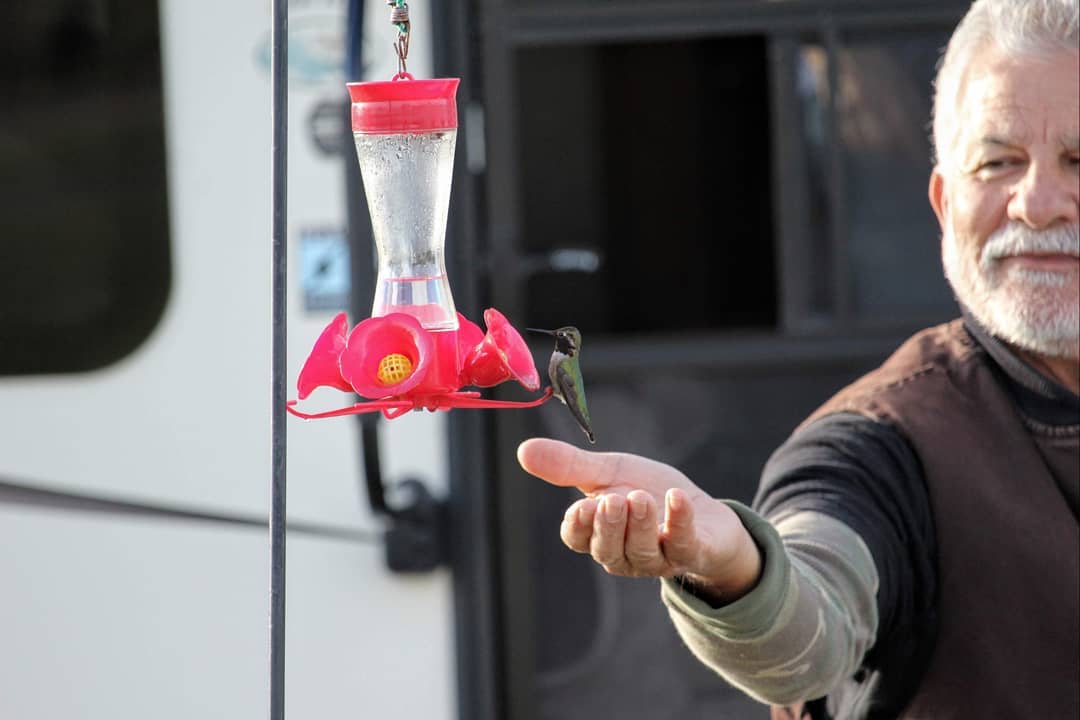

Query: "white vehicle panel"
(0, 0), (456, 717)
(0, 505), (453, 719)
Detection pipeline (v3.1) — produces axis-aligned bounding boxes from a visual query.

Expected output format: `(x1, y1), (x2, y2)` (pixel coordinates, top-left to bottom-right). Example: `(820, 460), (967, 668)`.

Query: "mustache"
(980, 223), (1080, 266)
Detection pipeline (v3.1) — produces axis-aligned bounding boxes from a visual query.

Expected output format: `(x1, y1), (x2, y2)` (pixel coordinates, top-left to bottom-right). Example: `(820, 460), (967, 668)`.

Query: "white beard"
(943, 221), (1080, 360)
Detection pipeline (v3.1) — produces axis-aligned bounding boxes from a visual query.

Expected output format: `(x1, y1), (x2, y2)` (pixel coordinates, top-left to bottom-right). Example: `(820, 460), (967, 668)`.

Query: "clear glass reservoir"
(354, 129), (458, 330)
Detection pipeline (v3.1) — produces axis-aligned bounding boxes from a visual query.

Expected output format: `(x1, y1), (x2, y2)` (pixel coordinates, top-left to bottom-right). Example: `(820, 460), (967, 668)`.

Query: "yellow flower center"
(376, 353), (413, 385)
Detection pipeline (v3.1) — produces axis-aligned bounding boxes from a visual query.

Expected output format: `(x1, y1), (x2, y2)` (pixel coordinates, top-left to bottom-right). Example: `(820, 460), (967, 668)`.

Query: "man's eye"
(976, 158), (1019, 174)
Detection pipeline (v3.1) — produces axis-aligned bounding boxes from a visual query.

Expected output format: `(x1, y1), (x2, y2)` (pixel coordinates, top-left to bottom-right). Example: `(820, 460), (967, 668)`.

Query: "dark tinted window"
(792, 29), (956, 327)
(837, 31), (954, 318)
(516, 38), (777, 336)
(0, 1), (170, 374)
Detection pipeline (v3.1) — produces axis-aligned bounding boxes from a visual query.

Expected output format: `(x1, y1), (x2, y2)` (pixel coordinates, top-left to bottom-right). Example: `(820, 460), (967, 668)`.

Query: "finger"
(769, 702), (806, 720)
(590, 494), (629, 571)
(517, 438), (619, 492)
(518, 438), (693, 499)
(659, 488), (698, 569)
(560, 497), (598, 553)
(623, 490), (666, 574)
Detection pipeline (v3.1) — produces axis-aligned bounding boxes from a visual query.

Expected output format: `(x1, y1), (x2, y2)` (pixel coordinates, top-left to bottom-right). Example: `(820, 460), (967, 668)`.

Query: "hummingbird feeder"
(287, 47), (552, 420)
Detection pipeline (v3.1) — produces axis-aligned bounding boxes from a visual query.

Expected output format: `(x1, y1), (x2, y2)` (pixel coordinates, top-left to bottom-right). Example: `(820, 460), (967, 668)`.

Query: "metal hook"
(394, 31), (410, 77)
(389, 1), (410, 78)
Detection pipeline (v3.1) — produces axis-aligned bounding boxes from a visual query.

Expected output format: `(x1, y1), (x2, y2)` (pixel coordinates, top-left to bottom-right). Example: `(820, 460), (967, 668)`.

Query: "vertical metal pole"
(270, 0), (288, 718)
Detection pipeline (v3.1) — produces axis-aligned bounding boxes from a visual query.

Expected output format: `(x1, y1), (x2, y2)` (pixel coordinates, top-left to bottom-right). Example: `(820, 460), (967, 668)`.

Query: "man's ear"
(929, 168), (948, 231)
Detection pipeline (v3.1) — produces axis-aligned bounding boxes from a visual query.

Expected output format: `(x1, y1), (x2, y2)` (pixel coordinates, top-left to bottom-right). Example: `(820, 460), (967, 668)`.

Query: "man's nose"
(1008, 161), (1080, 229)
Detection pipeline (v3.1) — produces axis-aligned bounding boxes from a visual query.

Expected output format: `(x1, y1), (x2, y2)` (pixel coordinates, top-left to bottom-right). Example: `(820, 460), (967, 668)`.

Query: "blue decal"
(300, 228), (350, 312)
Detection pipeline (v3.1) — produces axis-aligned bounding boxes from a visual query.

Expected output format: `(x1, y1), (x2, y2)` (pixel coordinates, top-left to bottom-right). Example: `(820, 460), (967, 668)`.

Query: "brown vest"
(804, 320), (1079, 719)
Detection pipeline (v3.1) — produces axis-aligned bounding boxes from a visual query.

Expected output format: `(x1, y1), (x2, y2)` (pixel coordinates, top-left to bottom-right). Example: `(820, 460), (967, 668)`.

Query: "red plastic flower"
(456, 312), (485, 367)
(296, 312), (353, 400)
(339, 313), (433, 399)
(460, 308), (540, 391)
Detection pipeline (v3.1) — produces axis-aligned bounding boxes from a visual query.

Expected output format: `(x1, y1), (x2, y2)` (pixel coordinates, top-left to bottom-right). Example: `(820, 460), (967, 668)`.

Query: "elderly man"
(517, 0), (1079, 717)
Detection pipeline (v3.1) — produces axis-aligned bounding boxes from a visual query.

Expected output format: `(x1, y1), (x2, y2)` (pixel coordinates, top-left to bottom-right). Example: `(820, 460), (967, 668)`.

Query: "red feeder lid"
(347, 77), (460, 133)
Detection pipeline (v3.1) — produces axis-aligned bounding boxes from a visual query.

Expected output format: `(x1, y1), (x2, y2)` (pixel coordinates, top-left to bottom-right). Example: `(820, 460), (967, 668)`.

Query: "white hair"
(932, 0), (1079, 169)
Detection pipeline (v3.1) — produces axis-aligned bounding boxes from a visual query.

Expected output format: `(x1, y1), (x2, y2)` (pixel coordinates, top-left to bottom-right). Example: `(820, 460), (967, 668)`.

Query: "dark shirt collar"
(961, 307), (1080, 427)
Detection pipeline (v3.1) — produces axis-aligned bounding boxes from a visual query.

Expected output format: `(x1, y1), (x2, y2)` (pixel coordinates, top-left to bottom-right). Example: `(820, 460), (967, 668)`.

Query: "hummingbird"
(529, 326), (595, 444)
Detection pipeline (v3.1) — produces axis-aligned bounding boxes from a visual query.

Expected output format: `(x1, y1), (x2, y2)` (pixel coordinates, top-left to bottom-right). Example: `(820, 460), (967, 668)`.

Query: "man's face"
(931, 46), (1080, 360)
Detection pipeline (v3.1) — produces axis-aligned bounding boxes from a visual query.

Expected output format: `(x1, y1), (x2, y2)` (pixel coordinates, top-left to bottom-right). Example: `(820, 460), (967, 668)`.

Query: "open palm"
(517, 439), (760, 598)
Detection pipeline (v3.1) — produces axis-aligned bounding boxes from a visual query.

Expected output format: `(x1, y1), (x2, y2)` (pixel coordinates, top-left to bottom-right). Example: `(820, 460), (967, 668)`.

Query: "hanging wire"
(389, 0), (411, 78)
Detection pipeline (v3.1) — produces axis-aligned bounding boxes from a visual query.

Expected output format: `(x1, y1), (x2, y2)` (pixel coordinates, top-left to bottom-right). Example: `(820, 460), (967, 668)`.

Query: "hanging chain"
(389, 0), (411, 78)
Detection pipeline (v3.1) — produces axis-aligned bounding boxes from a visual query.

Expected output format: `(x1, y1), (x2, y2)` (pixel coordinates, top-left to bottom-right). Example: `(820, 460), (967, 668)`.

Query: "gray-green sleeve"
(660, 501), (878, 705)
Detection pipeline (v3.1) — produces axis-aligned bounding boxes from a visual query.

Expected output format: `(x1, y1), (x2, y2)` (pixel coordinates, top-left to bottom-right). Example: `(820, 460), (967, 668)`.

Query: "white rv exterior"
(0, 1), (456, 717)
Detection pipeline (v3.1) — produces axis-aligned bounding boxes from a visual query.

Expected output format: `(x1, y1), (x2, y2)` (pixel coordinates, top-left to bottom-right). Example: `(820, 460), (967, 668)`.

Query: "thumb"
(517, 438), (693, 497)
(517, 438), (614, 492)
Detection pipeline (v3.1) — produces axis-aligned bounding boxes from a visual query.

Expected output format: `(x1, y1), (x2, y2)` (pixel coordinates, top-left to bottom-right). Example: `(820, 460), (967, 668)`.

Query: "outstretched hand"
(517, 438), (761, 602)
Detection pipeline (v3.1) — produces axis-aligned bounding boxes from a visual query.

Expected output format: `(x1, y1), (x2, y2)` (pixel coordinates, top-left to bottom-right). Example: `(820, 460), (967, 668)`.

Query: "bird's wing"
(555, 363), (594, 441)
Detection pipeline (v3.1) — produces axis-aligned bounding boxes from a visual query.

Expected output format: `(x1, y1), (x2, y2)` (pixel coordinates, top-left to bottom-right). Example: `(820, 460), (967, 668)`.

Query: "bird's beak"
(526, 327), (555, 336)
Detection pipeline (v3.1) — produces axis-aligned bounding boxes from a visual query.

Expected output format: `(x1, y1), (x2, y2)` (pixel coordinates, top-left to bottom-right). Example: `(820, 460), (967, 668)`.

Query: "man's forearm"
(661, 506), (879, 705)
